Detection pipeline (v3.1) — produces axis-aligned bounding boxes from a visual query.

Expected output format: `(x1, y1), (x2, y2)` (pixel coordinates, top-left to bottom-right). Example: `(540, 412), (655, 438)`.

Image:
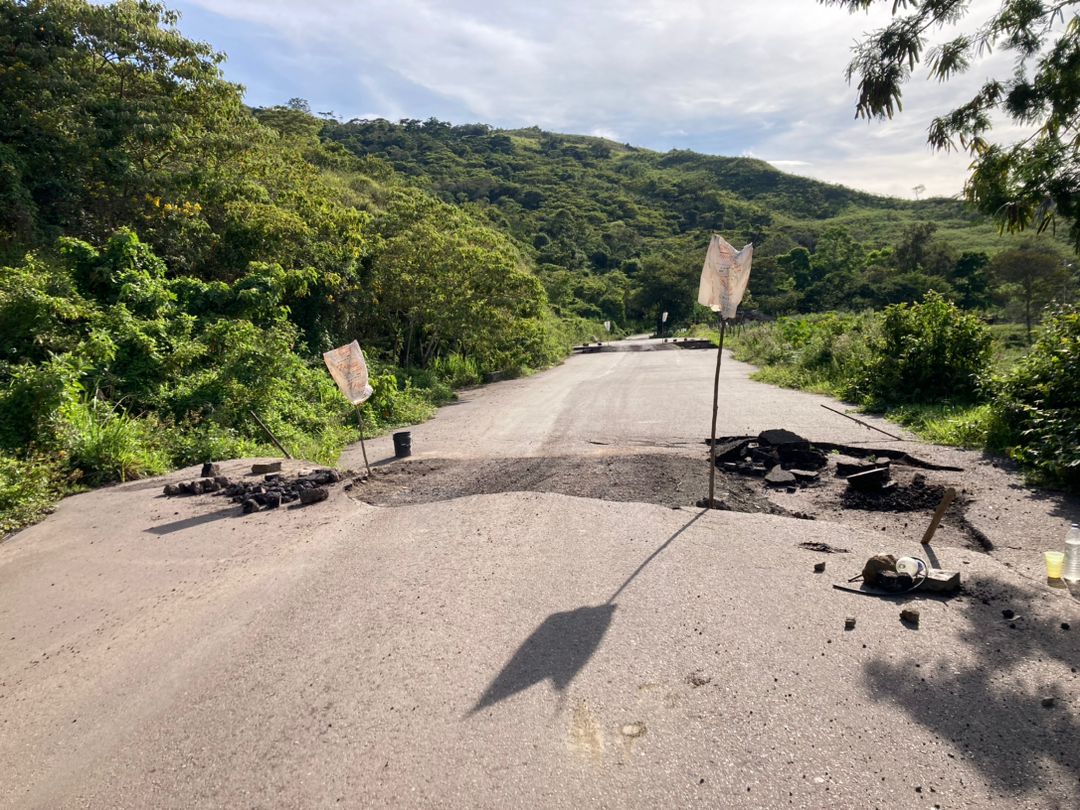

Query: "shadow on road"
(469, 603), (616, 715)
(469, 509), (706, 715)
(863, 575), (1080, 794)
(144, 508), (240, 535)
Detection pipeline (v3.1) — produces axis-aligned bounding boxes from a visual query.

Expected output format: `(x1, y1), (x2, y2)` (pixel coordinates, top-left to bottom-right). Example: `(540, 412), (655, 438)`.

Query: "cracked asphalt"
(2, 341), (1077, 808)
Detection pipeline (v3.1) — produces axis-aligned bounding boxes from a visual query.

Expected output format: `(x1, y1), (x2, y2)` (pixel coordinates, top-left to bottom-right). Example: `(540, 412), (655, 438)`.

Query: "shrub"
(729, 312), (877, 397)
(59, 397), (170, 485)
(0, 455), (62, 536)
(996, 304), (1080, 490)
(848, 292), (991, 406)
(432, 352), (482, 388)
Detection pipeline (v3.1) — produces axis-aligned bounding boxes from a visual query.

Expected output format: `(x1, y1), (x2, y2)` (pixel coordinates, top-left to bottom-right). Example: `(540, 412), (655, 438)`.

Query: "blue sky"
(170, 0), (1022, 199)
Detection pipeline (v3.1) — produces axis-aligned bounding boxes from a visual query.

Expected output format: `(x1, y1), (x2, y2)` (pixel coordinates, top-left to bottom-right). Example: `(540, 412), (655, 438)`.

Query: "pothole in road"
(351, 451), (989, 552)
(350, 454), (786, 515)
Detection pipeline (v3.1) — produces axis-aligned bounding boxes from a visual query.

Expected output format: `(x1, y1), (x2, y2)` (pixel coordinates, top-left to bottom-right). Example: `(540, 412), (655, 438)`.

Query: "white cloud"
(179, 0), (1042, 198)
(589, 127), (622, 141)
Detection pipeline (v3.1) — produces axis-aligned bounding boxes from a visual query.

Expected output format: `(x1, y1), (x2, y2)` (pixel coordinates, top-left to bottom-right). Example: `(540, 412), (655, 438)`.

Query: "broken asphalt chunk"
(251, 461), (282, 475)
(300, 486), (329, 505)
(711, 438), (752, 463)
(765, 466), (797, 487)
(758, 428), (808, 447)
(900, 608), (920, 627)
(845, 467), (891, 492)
(834, 456), (882, 478)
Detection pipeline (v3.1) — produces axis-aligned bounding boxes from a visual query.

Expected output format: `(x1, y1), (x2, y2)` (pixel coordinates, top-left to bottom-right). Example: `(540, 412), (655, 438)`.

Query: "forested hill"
(320, 117), (1028, 323)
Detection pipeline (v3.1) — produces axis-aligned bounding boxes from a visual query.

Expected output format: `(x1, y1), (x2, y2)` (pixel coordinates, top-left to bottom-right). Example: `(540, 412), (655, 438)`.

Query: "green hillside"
(321, 118), (1068, 325)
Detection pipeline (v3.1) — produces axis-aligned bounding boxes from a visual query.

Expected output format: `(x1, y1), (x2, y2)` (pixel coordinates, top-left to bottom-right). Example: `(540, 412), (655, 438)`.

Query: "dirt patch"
(351, 454), (788, 515)
(840, 480), (948, 512)
(349, 449), (994, 551)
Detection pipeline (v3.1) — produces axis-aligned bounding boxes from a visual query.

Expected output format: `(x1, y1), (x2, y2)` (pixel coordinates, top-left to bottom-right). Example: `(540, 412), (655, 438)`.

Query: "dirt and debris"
(686, 671), (712, 687)
(354, 454), (792, 516)
(707, 430), (991, 552)
(164, 467), (349, 514)
(342, 430), (990, 550)
(844, 617), (857, 631)
(799, 541), (850, 554)
(813, 561), (827, 573)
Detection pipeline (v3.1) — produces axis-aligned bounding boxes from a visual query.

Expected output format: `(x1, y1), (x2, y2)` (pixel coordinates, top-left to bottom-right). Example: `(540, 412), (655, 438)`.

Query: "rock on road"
(1, 341), (1078, 808)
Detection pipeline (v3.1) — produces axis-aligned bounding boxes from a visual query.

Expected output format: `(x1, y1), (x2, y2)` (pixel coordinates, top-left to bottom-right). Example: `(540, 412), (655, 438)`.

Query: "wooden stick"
(355, 405), (371, 476)
(819, 404), (904, 441)
(249, 409), (293, 459)
(707, 318), (726, 506)
(921, 487), (957, 545)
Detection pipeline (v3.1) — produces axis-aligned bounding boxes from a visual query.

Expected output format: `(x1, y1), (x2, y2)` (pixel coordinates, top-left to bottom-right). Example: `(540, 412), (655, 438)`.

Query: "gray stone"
(251, 461), (282, 475)
(900, 608), (920, 627)
(201, 462), (221, 478)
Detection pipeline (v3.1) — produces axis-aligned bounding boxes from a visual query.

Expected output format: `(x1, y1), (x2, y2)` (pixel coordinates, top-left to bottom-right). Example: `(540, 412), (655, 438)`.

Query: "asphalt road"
(340, 341), (915, 466)
(2, 343), (1078, 808)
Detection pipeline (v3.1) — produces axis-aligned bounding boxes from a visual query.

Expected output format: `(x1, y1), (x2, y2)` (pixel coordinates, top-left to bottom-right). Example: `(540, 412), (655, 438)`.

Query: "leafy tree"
(951, 251), (993, 309)
(811, 227), (866, 279)
(824, 0), (1080, 250)
(891, 222), (955, 278)
(990, 242), (1071, 340)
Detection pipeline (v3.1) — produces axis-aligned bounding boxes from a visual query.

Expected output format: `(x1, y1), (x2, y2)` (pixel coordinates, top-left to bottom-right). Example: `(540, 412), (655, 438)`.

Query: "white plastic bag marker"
(322, 340), (374, 406)
(697, 235), (753, 319)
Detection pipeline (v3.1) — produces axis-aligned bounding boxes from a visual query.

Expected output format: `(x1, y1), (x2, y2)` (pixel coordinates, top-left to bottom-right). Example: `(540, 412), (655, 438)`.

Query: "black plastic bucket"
(392, 431), (412, 458)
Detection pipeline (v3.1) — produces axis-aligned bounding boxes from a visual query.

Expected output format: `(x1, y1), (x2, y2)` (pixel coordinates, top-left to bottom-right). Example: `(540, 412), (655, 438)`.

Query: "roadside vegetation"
(721, 297), (1080, 492)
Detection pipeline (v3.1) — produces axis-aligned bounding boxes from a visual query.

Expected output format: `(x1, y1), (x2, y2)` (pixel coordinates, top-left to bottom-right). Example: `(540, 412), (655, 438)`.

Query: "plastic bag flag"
(322, 340), (374, 406)
(697, 235), (753, 319)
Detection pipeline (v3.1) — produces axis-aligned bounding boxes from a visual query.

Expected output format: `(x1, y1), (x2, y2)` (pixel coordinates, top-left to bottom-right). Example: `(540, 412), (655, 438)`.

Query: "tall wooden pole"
(355, 406), (372, 475)
(707, 318), (726, 506)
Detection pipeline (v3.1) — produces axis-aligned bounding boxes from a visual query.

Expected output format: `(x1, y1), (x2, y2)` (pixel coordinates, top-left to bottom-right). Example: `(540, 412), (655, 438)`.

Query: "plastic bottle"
(1063, 523), (1080, 583)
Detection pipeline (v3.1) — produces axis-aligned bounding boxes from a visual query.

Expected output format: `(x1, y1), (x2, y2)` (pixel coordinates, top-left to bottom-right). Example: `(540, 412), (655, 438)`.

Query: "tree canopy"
(823, 0), (1080, 250)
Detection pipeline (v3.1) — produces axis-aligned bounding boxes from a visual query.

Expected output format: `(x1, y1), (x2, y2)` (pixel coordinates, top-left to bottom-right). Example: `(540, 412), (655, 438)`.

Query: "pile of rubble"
(712, 429), (955, 502)
(711, 428), (827, 490)
(163, 461), (351, 514)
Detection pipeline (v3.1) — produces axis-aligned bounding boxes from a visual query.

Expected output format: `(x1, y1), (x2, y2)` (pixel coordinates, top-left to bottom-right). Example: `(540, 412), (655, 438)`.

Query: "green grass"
(886, 403), (1012, 449)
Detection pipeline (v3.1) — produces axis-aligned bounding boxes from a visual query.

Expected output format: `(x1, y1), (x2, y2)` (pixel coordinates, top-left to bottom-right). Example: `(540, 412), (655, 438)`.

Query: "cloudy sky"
(170, 0), (1025, 199)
